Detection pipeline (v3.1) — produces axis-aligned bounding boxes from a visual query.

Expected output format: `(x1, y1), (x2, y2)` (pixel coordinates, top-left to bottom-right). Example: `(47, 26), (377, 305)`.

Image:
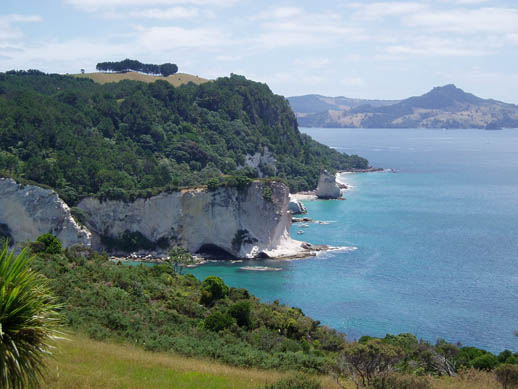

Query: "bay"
(188, 128), (518, 353)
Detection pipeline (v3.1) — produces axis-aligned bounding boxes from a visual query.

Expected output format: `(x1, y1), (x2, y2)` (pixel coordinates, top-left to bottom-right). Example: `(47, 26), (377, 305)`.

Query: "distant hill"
(289, 85), (518, 129)
(76, 71), (209, 87)
(288, 94), (400, 114)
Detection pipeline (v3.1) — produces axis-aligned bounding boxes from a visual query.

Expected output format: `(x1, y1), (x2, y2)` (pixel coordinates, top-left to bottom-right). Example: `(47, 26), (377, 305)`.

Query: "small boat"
(300, 223), (309, 228)
(297, 230), (305, 235)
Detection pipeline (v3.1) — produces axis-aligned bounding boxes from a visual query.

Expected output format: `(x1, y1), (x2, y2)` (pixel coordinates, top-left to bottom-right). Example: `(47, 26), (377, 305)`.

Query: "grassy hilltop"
(76, 71), (209, 87)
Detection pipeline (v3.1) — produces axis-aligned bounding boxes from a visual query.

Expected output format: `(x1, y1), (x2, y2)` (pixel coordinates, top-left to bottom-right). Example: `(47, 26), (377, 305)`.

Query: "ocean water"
(187, 128), (518, 353)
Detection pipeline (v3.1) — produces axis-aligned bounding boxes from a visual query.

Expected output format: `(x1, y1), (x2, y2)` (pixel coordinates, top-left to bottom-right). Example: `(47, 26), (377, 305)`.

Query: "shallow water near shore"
(187, 128), (518, 353)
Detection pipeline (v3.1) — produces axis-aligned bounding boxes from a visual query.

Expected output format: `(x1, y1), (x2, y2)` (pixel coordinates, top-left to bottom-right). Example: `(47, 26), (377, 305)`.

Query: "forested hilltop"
(0, 70), (367, 205)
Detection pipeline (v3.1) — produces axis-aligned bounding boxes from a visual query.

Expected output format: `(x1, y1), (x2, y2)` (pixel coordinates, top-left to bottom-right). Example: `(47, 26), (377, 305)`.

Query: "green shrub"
(101, 230), (155, 252)
(498, 350), (518, 365)
(495, 364), (518, 389)
(229, 287), (250, 301)
(207, 178), (219, 191)
(472, 353), (499, 370)
(260, 374), (322, 389)
(228, 301), (252, 327)
(456, 346), (491, 367)
(263, 185), (273, 202)
(70, 207), (88, 226)
(35, 233), (62, 254)
(199, 276), (229, 306)
(204, 312), (234, 332)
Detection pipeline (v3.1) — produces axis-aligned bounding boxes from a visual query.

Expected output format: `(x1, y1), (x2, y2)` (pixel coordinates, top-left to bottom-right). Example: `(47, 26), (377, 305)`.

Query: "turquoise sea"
(187, 128), (518, 353)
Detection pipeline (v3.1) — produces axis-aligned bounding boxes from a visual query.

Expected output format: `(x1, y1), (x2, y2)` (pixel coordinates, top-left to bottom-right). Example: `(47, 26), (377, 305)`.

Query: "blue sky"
(2, 0), (518, 102)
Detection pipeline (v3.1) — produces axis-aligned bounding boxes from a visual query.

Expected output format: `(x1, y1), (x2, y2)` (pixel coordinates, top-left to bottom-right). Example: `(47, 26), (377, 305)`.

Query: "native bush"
(204, 311), (234, 332)
(228, 301), (252, 328)
(495, 364), (518, 389)
(199, 276), (230, 306)
(35, 233), (62, 254)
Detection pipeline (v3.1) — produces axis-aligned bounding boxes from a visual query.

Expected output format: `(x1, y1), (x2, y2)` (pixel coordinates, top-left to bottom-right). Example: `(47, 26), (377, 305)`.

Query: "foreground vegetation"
(0, 70), (367, 205)
(43, 334), (509, 389)
(1, 236), (517, 387)
(44, 334), (301, 389)
(18, 237), (515, 388)
(0, 245), (63, 388)
(31, 246), (343, 374)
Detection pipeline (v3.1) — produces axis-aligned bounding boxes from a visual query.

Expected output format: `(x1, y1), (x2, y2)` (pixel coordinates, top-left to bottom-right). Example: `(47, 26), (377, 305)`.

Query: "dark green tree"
(199, 276), (229, 306)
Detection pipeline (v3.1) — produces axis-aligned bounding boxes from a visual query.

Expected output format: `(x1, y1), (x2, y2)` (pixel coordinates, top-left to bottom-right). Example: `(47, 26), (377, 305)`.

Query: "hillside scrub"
(30, 247), (344, 373)
(23, 236), (517, 383)
(0, 71), (368, 205)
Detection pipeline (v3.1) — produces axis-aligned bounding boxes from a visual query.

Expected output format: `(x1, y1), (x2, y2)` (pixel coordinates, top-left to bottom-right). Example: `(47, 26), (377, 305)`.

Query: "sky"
(1, 0), (518, 103)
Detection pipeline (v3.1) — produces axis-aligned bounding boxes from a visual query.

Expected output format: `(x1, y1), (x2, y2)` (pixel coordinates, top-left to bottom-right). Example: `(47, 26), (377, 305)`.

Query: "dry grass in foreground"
(43, 334), (341, 389)
(75, 71), (209, 86)
(43, 334), (502, 389)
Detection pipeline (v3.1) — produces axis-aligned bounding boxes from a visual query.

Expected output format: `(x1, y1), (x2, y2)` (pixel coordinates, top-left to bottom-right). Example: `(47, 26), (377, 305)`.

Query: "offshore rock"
(316, 170), (341, 199)
(0, 178), (91, 248)
(288, 197), (307, 215)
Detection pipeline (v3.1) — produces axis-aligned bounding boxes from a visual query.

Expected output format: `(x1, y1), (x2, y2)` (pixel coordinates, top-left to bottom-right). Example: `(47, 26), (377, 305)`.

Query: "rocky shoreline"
(109, 239), (331, 266)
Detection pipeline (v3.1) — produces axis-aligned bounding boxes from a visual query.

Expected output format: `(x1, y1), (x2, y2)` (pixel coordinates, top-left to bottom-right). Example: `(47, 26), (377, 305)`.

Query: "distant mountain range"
(288, 85), (518, 129)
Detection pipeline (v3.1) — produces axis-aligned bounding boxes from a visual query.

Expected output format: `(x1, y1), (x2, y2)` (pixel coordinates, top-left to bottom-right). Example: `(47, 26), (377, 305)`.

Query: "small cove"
(184, 127), (518, 352)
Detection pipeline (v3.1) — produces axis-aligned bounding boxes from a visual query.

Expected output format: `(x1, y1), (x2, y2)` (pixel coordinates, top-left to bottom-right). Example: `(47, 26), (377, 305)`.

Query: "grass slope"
(75, 71), (209, 86)
(43, 334), (501, 389)
(43, 334), (339, 389)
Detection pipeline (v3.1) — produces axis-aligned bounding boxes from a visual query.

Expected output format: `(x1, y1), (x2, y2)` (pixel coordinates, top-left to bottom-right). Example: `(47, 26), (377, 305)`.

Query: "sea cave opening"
(196, 244), (237, 260)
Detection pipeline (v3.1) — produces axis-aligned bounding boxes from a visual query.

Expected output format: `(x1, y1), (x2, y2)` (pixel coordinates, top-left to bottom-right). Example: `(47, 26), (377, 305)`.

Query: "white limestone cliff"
(0, 178), (91, 248)
(77, 181), (301, 258)
(241, 147), (277, 178)
(316, 170), (341, 199)
(0, 177), (313, 259)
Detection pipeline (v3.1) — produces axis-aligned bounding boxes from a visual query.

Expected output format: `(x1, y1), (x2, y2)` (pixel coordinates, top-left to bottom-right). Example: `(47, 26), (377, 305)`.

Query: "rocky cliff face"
(0, 178), (91, 248)
(0, 178), (296, 258)
(77, 181), (292, 258)
(316, 170), (341, 199)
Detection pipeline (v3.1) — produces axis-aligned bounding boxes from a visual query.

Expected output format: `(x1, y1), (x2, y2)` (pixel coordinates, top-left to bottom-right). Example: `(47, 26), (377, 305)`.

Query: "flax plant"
(0, 244), (63, 388)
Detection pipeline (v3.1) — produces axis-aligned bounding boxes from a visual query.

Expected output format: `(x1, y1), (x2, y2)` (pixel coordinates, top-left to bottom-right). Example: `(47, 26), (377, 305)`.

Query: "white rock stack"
(316, 170), (341, 199)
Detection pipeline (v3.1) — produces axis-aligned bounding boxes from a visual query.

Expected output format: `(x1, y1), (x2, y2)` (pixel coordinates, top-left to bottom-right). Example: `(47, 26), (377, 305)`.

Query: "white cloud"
(103, 7), (199, 19)
(0, 14), (42, 45)
(135, 25), (231, 50)
(405, 7), (518, 34)
(450, 0), (490, 4)
(253, 6), (303, 20)
(347, 2), (428, 20)
(253, 8), (368, 49)
(341, 77), (364, 87)
(383, 36), (491, 57)
(216, 55), (242, 61)
(294, 57), (330, 69)
(1, 14), (43, 23)
(65, 0), (237, 11)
